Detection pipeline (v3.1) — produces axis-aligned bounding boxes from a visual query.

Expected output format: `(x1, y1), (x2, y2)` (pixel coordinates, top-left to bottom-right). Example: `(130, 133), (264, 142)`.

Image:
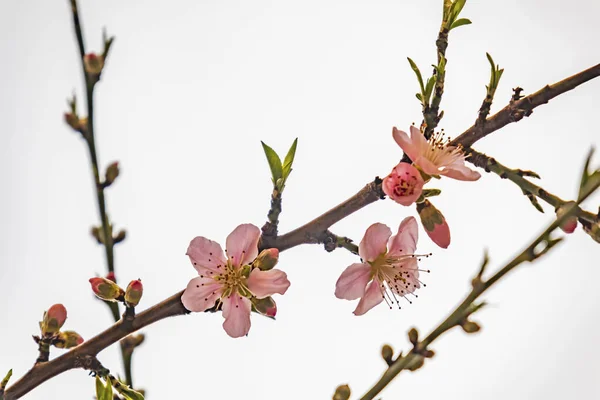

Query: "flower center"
(426, 130), (465, 167)
(393, 173), (419, 197)
(369, 252), (430, 309)
(214, 262), (252, 298)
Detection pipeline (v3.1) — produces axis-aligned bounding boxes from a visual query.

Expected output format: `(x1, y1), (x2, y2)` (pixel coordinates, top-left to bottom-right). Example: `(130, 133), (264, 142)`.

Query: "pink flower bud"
(252, 296), (277, 318)
(556, 203), (578, 234)
(382, 162), (425, 206)
(417, 200), (451, 249)
(124, 280), (143, 307)
(64, 113), (79, 130)
(55, 331), (84, 349)
(42, 304), (67, 335)
(253, 248), (279, 271)
(83, 53), (104, 75)
(89, 277), (124, 302)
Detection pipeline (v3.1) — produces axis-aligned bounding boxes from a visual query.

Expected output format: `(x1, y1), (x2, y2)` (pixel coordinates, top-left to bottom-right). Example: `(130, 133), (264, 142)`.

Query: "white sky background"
(1, 0), (600, 399)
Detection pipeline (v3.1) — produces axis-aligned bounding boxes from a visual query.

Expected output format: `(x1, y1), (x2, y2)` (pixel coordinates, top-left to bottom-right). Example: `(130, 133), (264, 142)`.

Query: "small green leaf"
(118, 385), (145, 400)
(407, 57), (425, 96)
(95, 376), (113, 400)
(449, 0), (467, 23)
(1, 369), (12, 390)
(282, 138), (298, 181)
(424, 76), (436, 104)
(578, 147), (596, 201)
(450, 18), (471, 30)
(261, 141), (283, 184)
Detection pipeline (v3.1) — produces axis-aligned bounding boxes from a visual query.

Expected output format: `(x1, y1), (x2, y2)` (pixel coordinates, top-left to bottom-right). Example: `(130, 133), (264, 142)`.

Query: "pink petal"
(358, 223), (392, 262)
(222, 294), (252, 338)
(388, 216), (419, 255)
(353, 280), (384, 316)
(392, 127), (418, 161)
(181, 276), (223, 312)
(247, 268), (291, 299)
(334, 263), (372, 300)
(225, 224), (261, 268)
(426, 217), (451, 249)
(441, 163), (481, 181)
(186, 236), (227, 275)
(413, 155), (442, 176)
(409, 125), (429, 156)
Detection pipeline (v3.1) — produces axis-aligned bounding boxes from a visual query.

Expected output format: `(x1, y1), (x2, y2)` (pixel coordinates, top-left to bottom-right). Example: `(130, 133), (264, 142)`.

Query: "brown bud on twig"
(332, 384), (351, 400)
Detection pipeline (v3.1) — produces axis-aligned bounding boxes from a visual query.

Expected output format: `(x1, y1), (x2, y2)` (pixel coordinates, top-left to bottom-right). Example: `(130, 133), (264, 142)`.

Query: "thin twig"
(359, 191), (597, 400)
(467, 149), (598, 224)
(68, 0), (132, 386)
(274, 179), (383, 252)
(452, 63), (600, 148)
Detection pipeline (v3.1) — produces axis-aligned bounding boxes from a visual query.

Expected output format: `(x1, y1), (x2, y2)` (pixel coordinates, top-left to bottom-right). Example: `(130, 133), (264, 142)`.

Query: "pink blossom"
(181, 224), (290, 338)
(382, 162), (425, 206)
(335, 217), (426, 315)
(417, 200), (451, 249)
(392, 126), (481, 181)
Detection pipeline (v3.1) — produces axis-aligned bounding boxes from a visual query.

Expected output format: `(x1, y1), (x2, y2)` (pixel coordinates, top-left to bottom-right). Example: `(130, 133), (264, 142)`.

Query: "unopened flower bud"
(64, 113), (79, 130)
(83, 53), (104, 75)
(54, 331), (84, 349)
(252, 296), (277, 318)
(89, 277), (124, 302)
(556, 203), (578, 234)
(381, 344), (394, 365)
(417, 200), (451, 249)
(90, 226), (104, 244)
(253, 248), (279, 271)
(104, 162), (120, 186)
(461, 321), (481, 333)
(125, 280), (143, 307)
(332, 384), (351, 400)
(42, 304), (67, 335)
(408, 327), (419, 345)
(113, 229), (127, 244)
(382, 162), (425, 206)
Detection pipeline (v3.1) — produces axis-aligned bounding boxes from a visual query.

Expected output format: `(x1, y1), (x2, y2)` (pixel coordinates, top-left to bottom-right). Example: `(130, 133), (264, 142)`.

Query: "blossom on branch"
(181, 224), (290, 338)
(382, 162), (424, 206)
(393, 125), (481, 181)
(335, 217), (429, 315)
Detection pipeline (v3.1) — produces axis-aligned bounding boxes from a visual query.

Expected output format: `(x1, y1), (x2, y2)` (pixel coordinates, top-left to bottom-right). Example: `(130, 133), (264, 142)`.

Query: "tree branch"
(273, 179), (383, 252)
(451, 63), (600, 148)
(3, 292), (187, 400)
(467, 149), (598, 224)
(359, 191), (598, 400)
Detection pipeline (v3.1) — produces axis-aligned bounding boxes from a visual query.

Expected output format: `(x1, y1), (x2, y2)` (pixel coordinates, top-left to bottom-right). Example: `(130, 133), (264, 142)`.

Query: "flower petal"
(359, 223), (392, 262)
(222, 294), (252, 338)
(353, 280), (384, 316)
(186, 236), (227, 275)
(181, 277), (223, 312)
(334, 263), (371, 300)
(226, 224), (261, 267)
(440, 163), (481, 181)
(388, 216), (419, 256)
(413, 155), (442, 176)
(409, 125), (429, 155)
(392, 127), (418, 161)
(247, 268), (291, 299)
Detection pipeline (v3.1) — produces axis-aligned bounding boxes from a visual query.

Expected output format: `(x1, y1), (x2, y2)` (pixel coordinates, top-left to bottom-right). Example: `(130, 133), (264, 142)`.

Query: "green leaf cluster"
(261, 138), (298, 192)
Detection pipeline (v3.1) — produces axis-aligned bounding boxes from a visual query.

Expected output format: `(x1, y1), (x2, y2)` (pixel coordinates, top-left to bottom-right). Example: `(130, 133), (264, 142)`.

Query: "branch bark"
(451, 63), (600, 148)
(3, 292), (187, 400)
